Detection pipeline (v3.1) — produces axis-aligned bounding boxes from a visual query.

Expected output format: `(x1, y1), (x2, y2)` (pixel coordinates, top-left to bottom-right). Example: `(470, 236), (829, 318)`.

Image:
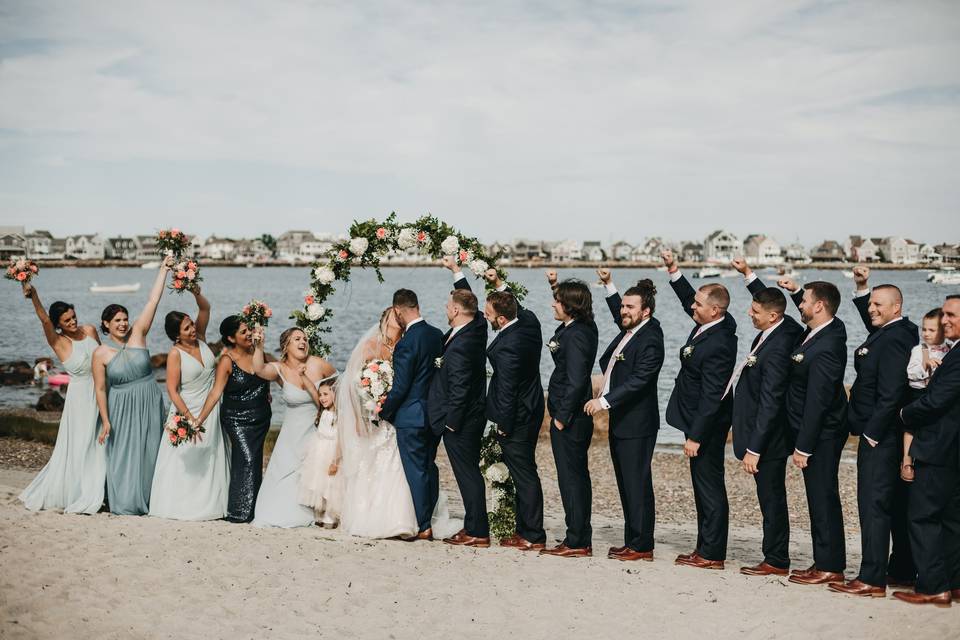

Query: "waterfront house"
(487, 242), (513, 260)
(105, 237), (138, 261)
(845, 236), (880, 262)
(134, 235), (159, 261)
(0, 226), (26, 260)
(201, 236), (237, 261)
(704, 230), (740, 263)
(232, 238), (272, 263)
(512, 240), (545, 260)
(681, 242), (704, 262)
(743, 234), (783, 265)
(783, 242), (811, 264)
(550, 239), (582, 262)
(811, 240), (845, 262)
(610, 241), (634, 261)
(582, 241), (605, 262)
(277, 230), (316, 258)
(935, 243), (960, 264)
(632, 237), (665, 262)
(65, 234), (105, 260)
(24, 230), (53, 259)
(920, 244), (942, 264)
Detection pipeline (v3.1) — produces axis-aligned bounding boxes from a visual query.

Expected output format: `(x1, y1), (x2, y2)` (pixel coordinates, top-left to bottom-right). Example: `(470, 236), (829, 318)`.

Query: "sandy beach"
(1, 438), (955, 640)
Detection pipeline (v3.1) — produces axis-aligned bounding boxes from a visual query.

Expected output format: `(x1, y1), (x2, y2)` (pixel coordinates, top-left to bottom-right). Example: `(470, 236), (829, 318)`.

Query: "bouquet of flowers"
(165, 412), (205, 446)
(169, 258), (202, 294)
(358, 359), (393, 420)
(156, 228), (191, 258)
(5, 258), (39, 285)
(240, 299), (273, 329)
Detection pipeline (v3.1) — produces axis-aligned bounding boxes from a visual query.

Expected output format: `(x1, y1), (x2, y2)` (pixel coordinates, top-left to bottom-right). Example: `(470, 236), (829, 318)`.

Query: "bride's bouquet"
(155, 228), (192, 258)
(240, 299), (273, 329)
(5, 257), (39, 285)
(165, 412), (205, 447)
(169, 258), (202, 294)
(358, 359), (393, 421)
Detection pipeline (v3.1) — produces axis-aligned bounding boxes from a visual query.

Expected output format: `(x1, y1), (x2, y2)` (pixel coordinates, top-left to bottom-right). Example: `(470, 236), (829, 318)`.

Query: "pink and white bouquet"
(5, 258), (39, 284)
(165, 412), (205, 446)
(156, 228), (191, 258)
(358, 359), (393, 419)
(240, 299), (273, 328)
(170, 258), (202, 294)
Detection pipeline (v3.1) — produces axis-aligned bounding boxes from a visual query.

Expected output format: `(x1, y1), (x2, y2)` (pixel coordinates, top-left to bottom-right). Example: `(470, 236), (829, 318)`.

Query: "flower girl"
(299, 379), (344, 526)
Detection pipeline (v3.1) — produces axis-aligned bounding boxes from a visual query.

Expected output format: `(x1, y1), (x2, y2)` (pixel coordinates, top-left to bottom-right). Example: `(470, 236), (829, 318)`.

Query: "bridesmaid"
(18, 282), (106, 514)
(195, 316), (272, 523)
(148, 288), (230, 521)
(250, 327), (336, 528)
(91, 258), (171, 515)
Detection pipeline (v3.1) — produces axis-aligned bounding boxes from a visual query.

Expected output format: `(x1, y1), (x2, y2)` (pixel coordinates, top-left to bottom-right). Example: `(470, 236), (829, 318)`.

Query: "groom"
(379, 289), (444, 540)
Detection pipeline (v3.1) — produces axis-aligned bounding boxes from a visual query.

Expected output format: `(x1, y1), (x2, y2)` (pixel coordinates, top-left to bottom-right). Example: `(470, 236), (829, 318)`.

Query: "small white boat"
(928, 267), (960, 285)
(89, 282), (142, 294)
(842, 270), (854, 278)
(692, 268), (721, 279)
(140, 260), (162, 269)
(719, 269), (739, 278)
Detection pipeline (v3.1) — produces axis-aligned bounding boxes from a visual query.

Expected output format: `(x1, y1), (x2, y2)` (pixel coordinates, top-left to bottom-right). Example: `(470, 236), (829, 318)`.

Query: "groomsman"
(730, 258), (804, 576)
(428, 257), (490, 547)
(830, 266), (917, 597)
(479, 273), (549, 550)
(777, 277), (848, 586)
(661, 250), (737, 570)
(542, 273), (599, 558)
(894, 295), (960, 606)
(585, 269), (664, 562)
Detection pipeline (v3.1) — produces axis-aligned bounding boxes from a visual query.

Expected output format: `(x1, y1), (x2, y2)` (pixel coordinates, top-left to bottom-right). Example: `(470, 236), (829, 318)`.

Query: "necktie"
(723, 332), (765, 399)
(600, 330), (634, 397)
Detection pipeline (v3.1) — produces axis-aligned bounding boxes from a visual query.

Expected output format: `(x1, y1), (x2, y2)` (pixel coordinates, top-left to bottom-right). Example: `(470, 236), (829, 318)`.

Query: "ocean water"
(1, 265), (955, 444)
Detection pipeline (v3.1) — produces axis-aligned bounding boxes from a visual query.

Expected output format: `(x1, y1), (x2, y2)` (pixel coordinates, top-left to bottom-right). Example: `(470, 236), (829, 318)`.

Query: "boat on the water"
(842, 270), (854, 278)
(89, 282), (142, 293)
(927, 267), (960, 285)
(692, 267), (721, 279)
(140, 260), (162, 269)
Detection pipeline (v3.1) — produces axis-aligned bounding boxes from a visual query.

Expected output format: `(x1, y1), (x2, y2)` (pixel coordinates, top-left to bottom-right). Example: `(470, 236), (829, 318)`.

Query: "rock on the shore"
(0, 361), (33, 386)
(36, 390), (65, 412)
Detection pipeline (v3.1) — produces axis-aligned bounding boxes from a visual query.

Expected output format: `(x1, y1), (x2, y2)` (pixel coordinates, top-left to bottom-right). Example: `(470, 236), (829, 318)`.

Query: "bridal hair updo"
(553, 279), (594, 321)
(48, 301), (75, 332)
(278, 327), (304, 361)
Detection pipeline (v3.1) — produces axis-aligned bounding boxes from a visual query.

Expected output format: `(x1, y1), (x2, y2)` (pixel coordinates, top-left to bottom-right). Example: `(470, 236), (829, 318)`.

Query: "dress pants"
(801, 432), (847, 573)
(498, 422), (546, 544)
(609, 434), (656, 552)
(689, 427), (729, 561)
(909, 459), (960, 595)
(754, 454), (790, 569)
(442, 422), (489, 538)
(550, 414), (594, 549)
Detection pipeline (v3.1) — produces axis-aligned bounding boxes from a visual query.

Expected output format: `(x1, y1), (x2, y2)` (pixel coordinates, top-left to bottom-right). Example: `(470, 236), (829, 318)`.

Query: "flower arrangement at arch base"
(290, 211), (526, 539)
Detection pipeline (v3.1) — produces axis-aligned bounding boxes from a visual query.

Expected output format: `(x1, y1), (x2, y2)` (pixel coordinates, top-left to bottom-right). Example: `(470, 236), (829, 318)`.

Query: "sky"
(1, 0), (958, 246)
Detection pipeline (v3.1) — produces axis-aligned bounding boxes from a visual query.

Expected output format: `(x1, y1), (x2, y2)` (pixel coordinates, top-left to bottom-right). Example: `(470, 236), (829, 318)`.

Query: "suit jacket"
(731, 277), (805, 459)
(785, 289), (848, 454)
(427, 286), (488, 436)
(547, 317), (599, 426)
(846, 295), (918, 443)
(665, 274), (738, 443)
(901, 345), (960, 467)
(599, 293), (664, 439)
(379, 319), (444, 429)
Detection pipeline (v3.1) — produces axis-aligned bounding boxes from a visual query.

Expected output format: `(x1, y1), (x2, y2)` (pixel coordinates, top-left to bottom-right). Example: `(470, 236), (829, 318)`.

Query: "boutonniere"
(791, 353), (804, 363)
(681, 345), (695, 359)
(856, 347), (869, 357)
(547, 339), (560, 353)
(615, 353), (626, 362)
(434, 357), (443, 369)
(745, 355), (758, 368)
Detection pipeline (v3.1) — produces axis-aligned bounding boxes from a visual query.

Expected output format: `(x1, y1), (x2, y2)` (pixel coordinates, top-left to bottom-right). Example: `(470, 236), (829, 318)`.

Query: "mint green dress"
(104, 345), (165, 515)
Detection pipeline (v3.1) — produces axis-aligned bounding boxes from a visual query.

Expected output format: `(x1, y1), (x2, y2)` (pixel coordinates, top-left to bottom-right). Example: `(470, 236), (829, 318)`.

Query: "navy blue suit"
(666, 273), (737, 561)
(733, 276), (805, 569)
(427, 278), (489, 537)
(848, 294), (918, 587)
(901, 344), (960, 595)
(786, 289), (848, 573)
(380, 318), (444, 532)
(600, 292), (664, 552)
(547, 315), (599, 549)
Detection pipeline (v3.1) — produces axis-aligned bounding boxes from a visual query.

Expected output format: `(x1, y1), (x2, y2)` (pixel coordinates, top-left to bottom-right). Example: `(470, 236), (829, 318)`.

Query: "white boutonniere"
(856, 347), (869, 357)
(681, 345), (695, 359)
(745, 355), (758, 368)
(615, 353), (626, 362)
(434, 357), (443, 369)
(547, 339), (560, 353)
(791, 353), (804, 363)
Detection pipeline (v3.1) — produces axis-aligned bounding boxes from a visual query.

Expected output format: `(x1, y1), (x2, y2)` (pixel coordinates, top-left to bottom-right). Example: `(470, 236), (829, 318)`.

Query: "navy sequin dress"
(220, 361), (272, 522)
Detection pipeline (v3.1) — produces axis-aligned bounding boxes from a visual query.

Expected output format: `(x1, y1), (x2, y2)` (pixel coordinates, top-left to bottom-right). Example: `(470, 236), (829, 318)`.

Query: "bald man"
(829, 267), (918, 598)
(661, 250), (737, 569)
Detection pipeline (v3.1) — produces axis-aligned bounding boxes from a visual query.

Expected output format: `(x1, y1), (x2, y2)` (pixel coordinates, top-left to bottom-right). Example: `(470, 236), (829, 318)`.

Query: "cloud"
(1, 0), (958, 243)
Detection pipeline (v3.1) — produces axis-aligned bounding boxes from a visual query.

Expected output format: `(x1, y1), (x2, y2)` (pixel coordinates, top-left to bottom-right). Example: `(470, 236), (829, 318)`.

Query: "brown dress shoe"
(539, 543), (592, 558)
(677, 553), (724, 570)
(403, 528), (434, 542)
(828, 579), (886, 597)
(790, 564), (817, 576)
(499, 535), (545, 551)
(788, 570), (844, 585)
(608, 546), (628, 557)
(892, 591), (951, 607)
(615, 549), (654, 562)
(675, 550), (698, 562)
(740, 562), (789, 576)
(443, 529), (491, 548)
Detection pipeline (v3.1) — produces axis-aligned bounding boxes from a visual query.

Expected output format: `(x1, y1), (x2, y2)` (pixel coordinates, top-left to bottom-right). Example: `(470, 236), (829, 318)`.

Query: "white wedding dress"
(338, 326), (461, 539)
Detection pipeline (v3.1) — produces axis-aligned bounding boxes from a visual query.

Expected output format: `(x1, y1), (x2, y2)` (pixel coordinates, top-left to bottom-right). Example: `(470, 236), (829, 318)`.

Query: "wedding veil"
(335, 322), (382, 479)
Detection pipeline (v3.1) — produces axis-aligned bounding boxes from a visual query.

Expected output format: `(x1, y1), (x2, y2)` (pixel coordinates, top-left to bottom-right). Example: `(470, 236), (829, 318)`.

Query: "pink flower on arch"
(305, 295), (315, 305)
(339, 250), (349, 260)
(376, 227), (387, 239)
(416, 231), (427, 243)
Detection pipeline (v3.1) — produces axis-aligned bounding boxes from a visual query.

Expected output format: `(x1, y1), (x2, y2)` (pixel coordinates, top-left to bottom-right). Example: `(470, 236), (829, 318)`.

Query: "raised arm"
(193, 288), (211, 342)
(662, 250), (696, 320)
(22, 283), (63, 353)
(130, 257), (173, 342)
(251, 331), (281, 382)
(92, 348), (112, 444)
(731, 257), (766, 297)
(196, 355), (233, 426)
(596, 268), (623, 329)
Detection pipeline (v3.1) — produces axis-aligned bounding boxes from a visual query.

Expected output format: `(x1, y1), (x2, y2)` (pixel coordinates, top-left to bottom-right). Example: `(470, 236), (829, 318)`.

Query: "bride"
(337, 308), (460, 539)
